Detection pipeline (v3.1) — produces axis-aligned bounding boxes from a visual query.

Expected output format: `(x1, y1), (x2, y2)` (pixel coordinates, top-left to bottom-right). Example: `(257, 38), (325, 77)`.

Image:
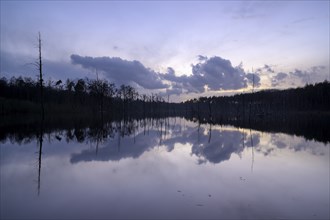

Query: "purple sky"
(1, 1), (329, 101)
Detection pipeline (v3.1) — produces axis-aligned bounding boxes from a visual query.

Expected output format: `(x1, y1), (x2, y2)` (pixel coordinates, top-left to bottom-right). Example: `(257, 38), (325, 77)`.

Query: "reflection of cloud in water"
(291, 141), (328, 156)
(191, 128), (245, 164)
(70, 120), (328, 165)
(270, 133), (328, 156)
(274, 140), (287, 149)
(159, 125), (257, 164)
(245, 133), (260, 148)
(70, 122), (196, 164)
(70, 131), (160, 163)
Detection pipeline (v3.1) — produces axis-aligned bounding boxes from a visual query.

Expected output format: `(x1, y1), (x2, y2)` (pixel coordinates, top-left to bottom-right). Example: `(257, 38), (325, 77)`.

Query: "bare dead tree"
(36, 32), (44, 195)
(37, 32), (44, 119)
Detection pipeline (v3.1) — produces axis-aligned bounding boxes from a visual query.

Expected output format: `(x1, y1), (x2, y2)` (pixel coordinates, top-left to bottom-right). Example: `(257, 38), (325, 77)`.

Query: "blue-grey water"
(1, 118), (329, 219)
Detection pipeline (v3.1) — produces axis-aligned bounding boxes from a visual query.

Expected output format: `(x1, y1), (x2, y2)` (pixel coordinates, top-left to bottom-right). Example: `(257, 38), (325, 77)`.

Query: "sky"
(1, 1), (329, 101)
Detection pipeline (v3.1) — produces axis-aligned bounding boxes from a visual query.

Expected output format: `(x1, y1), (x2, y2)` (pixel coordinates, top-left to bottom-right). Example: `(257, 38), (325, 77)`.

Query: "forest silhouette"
(1, 76), (329, 143)
(1, 76), (329, 116)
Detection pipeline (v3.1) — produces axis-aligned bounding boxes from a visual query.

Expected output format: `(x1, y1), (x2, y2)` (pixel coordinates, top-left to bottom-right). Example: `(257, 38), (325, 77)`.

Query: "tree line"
(183, 80), (330, 121)
(0, 76), (180, 117)
(1, 75), (329, 119)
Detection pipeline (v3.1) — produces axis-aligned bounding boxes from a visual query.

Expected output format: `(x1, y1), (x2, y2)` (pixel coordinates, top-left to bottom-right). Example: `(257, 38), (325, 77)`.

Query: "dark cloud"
(271, 66), (326, 87)
(290, 66), (328, 84)
(256, 64), (275, 73)
(4, 51), (263, 96)
(274, 72), (288, 81)
(160, 68), (184, 96)
(264, 64), (275, 73)
(166, 67), (175, 76)
(161, 56), (256, 94)
(246, 73), (261, 87)
(71, 54), (168, 90)
(164, 86), (184, 96)
(310, 65), (326, 72)
(9, 50), (326, 97)
(191, 56), (247, 91)
(271, 72), (288, 87)
(291, 69), (308, 80)
(197, 55), (208, 61)
(71, 54), (261, 95)
(267, 64), (329, 88)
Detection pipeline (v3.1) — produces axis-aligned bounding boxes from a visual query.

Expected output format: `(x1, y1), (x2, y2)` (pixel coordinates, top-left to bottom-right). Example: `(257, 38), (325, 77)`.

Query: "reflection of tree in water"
(1, 116), (328, 168)
(35, 117), (44, 196)
(116, 119), (139, 150)
(74, 128), (86, 143)
(67, 119), (263, 165)
(69, 118), (173, 163)
(157, 118), (169, 146)
(36, 129), (43, 196)
(68, 119), (322, 165)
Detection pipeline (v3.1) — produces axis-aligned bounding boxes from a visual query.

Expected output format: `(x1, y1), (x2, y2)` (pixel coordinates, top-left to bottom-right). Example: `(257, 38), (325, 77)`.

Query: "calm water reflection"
(1, 117), (329, 219)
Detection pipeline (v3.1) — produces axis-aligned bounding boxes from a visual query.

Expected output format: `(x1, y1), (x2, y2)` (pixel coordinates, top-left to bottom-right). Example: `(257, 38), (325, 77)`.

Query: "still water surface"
(1, 117), (329, 219)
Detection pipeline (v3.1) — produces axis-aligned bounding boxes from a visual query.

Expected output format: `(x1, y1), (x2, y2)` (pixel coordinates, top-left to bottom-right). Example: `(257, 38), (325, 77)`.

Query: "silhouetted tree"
(37, 32), (44, 119)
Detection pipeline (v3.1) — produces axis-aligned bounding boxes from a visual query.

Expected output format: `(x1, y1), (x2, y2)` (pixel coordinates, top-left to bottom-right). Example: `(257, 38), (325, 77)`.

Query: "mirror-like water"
(1, 117), (329, 219)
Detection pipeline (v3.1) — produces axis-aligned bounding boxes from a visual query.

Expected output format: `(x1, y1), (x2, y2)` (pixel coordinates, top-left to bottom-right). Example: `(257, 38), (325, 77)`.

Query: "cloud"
(271, 72), (288, 87)
(291, 69), (310, 83)
(191, 56), (247, 91)
(271, 65), (327, 87)
(161, 56), (258, 94)
(8, 49), (325, 97)
(274, 72), (288, 81)
(197, 55), (208, 61)
(70, 54), (168, 90)
(71, 54), (262, 95)
(310, 65), (326, 73)
(3, 51), (263, 96)
(163, 86), (184, 96)
(246, 73), (261, 87)
(291, 66), (327, 84)
(263, 64), (275, 73)
(256, 64), (275, 73)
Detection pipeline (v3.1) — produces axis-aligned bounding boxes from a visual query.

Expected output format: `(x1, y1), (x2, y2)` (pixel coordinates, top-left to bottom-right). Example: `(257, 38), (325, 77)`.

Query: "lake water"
(1, 117), (329, 219)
